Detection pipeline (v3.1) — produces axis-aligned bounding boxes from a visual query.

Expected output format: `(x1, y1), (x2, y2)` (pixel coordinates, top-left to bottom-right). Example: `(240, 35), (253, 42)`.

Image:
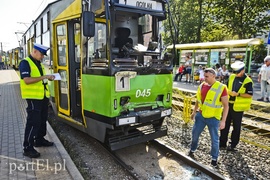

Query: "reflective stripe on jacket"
(20, 57), (50, 99)
(228, 74), (252, 111)
(197, 81), (225, 120)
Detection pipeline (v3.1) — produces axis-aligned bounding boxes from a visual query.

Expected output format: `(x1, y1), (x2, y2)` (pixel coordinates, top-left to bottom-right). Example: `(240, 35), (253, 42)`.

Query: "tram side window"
(56, 25), (67, 66)
(139, 14), (152, 48)
(87, 22), (107, 67)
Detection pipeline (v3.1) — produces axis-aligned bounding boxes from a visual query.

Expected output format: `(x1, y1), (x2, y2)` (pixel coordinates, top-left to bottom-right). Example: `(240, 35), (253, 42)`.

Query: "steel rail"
(151, 140), (226, 180)
(98, 143), (140, 180)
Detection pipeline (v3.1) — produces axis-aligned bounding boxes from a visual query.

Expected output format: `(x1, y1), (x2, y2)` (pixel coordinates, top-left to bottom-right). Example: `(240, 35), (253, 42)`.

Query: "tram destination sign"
(118, 0), (163, 11)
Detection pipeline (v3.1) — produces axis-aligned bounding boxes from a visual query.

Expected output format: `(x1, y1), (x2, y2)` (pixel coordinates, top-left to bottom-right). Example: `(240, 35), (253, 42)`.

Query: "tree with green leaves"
(203, 0), (270, 39)
(163, 0), (202, 45)
(163, 0), (270, 45)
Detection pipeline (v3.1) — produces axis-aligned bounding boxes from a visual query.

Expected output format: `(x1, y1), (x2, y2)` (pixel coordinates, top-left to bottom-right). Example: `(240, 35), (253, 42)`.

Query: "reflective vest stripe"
(203, 83), (223, 108)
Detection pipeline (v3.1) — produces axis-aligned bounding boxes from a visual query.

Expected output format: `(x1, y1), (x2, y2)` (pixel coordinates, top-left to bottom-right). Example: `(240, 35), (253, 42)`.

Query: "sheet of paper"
(49, 73), (61, 80)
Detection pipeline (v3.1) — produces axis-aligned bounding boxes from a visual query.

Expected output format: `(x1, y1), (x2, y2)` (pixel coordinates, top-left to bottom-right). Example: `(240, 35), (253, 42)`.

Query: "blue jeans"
(190, 112), (220, 160)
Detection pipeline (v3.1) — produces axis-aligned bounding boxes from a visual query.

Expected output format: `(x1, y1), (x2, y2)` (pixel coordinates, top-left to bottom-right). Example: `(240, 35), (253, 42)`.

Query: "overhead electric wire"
(32, 0), (47, 19)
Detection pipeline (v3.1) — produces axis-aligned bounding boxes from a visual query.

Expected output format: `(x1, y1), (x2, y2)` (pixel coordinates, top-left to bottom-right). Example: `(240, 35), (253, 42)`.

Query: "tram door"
(54, 20), (82, 119)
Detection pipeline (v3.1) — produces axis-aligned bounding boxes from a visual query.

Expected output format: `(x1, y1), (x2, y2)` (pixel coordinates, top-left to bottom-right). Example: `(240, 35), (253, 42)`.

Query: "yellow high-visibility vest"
(228, 74), (252, 111)
(197, 81), (226, 120)
(20, 57), (50, 99)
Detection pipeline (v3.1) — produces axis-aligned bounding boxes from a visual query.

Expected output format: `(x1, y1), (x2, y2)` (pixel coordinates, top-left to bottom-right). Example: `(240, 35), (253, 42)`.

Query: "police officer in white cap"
(220, 60), (253, 151)
(257, 55), (270, 102)
(19, 43), (55, 158)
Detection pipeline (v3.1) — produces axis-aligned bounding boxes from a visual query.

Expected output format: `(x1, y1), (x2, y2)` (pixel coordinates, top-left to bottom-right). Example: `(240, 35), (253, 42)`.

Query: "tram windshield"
(85, 0), (172, 70)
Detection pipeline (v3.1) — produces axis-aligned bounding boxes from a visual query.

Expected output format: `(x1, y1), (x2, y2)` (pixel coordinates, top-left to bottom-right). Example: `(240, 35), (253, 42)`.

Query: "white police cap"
(33, 43), (50, 55)
(231, 60), (245, 73)
(264, 55), (270, 62)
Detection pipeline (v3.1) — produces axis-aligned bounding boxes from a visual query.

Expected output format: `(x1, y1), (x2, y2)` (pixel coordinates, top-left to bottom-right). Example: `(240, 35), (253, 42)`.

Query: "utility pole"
(15, 31), (24, 47)
(267, 32), (270, 55)
(0, 42), (3, 69)
(0, 42), (3, 56)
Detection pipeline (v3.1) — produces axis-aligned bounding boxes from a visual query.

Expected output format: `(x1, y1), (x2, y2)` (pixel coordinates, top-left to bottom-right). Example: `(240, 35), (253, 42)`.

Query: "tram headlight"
(114, 99), (117, 110)
(166, 93), (171, 102)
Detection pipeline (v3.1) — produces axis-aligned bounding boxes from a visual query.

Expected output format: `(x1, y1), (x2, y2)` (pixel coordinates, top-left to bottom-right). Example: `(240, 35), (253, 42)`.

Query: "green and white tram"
(22, 0), (174, 150)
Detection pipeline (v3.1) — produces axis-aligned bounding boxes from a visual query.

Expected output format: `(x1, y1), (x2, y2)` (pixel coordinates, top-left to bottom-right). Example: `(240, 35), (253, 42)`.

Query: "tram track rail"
(99, 140), (225, 180)
(51, 110), (227, 179)
(151, 140), (225, 180)
(49, 105), (269, 179)
(99, 143), (140, 180)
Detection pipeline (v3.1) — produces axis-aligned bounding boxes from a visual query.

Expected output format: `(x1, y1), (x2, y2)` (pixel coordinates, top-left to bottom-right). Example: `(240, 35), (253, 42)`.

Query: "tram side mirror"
(83, 11), (95, 37)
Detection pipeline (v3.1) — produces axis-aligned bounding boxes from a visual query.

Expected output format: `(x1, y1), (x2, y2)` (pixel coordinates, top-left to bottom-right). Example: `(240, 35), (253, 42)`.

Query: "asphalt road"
(173, 74), (262, 101)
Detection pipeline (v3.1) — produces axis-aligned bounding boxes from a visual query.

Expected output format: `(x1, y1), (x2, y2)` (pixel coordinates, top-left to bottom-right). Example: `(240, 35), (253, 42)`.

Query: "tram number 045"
(136, 89), (151, 98)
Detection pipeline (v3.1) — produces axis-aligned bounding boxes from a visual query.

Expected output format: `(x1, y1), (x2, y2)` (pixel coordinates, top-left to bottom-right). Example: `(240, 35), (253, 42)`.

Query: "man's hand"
(219, 120), (225, 130)
(258, 75), (261, 83)
(228, 90), (238, 97)
(190, 111), (196, 120)
(45, 75), (55, 81)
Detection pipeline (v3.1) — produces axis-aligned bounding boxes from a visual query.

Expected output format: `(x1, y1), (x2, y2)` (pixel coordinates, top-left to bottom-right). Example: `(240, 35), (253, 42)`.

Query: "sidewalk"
(0, 69), (83, 180)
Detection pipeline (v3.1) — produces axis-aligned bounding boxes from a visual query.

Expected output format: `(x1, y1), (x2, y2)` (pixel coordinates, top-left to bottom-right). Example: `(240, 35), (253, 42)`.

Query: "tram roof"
(167, 38), (261, 50)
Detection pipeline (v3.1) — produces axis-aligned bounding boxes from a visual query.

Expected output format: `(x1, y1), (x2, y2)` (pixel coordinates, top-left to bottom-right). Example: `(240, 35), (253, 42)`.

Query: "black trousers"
(23, 97), (49, 150)
(220, 103), (244, 148)
(174, 73), (184, 81)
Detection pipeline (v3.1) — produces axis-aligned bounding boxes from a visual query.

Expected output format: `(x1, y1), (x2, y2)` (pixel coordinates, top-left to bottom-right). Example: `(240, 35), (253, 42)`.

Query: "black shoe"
(211, 160), (218, 168)
(188, 150), (195, 159)
(34, 139), (54, 147)
(257, 98), (264, 101)
(23, 148), (40, 158)
(227, 146), (237, 152)
(219, 146), (227, 150)
(265, 98), (269, 102)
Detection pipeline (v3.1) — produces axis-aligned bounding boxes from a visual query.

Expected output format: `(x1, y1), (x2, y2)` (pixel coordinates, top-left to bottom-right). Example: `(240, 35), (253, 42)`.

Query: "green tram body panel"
(82, 74), (172, 117)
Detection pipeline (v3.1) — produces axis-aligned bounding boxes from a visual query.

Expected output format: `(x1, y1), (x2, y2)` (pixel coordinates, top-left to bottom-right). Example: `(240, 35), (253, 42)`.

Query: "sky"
(0, 0), (56, 51)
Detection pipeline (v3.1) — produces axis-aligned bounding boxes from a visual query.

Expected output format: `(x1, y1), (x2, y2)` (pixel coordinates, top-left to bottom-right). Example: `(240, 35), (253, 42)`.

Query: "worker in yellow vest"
(220, 61), (253, 151)
(19, 43), (55, 158)
(188, 68), (229, 168)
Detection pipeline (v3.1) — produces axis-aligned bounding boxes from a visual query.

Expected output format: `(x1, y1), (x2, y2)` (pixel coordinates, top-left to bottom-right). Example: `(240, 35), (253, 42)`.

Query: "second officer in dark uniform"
(220, 61), (253, 151)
